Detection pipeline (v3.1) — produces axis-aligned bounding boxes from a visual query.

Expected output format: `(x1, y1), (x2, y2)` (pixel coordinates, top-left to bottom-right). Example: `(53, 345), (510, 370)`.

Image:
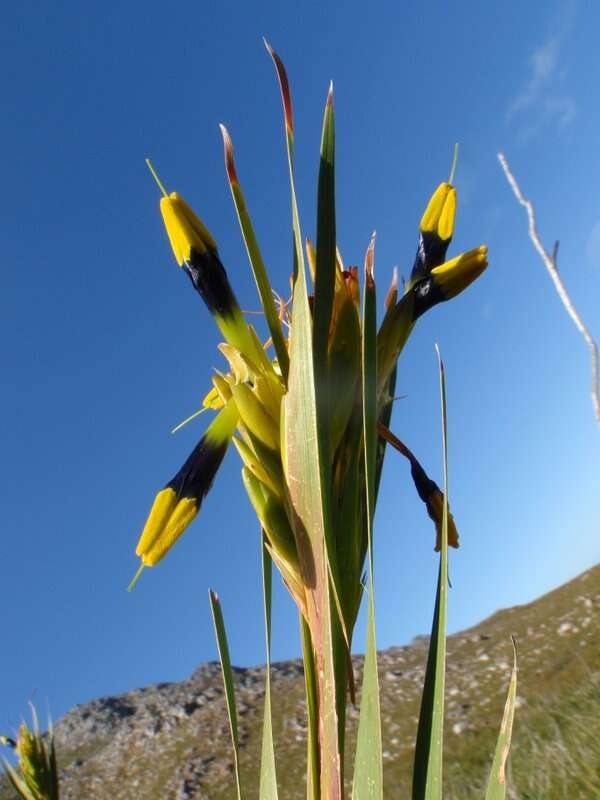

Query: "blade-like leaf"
(300, 616), (320, 800)
(259, 535), (279, 800)
(219, 125), (289, 383)
(266, 39), (342, 800)
(412, 347), (449, 800)
(208, 590), (244, 800)
(314, 83), (336, 366)
(353, 234), (383, 800)
(1, 759), (36, 800)
(485, 638), (518, 800)
(313, 82), (355, 721)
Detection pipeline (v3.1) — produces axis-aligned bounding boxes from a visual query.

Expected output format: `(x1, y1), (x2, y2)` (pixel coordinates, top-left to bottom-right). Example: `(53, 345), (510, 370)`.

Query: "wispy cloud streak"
(506, 2), (577, 139)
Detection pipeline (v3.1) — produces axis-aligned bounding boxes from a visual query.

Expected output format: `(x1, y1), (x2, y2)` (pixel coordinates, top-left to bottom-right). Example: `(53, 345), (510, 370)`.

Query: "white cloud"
(506, 2), (577, 138)
(507, 36), (561, 120)
(586, 220), (600, 269)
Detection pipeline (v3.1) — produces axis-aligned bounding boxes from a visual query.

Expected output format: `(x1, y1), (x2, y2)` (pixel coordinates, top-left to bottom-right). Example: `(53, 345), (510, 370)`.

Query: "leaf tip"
(219, 124), (239, 185)
(327, 80), (334, 107)
(385, 266), (398, 309)
(435, 342), (444, 373)
(365, 231), (376, 285)
(264, 39), (293, 135)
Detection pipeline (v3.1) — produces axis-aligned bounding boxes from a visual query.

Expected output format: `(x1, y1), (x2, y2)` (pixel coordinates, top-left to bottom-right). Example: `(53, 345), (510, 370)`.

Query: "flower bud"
(230, 382), (280, 451)
(160, 193), (238, 319)
(409, 457), (459, 551)
(412, 246), (488, 320)
(134, 402), (238, 567)
(409, 182), (457, 289)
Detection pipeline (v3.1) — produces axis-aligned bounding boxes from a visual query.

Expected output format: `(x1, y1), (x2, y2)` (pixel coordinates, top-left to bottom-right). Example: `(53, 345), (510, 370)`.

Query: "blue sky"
(2, 0), (599, 733)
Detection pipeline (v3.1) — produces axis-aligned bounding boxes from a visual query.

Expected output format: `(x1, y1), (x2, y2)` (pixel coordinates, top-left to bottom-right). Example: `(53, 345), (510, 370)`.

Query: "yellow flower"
(420, 182), (457, 242)
(133, 401), (238, 573)
(408, 182), (457, 290)
(160, 191), (240, 323)
(412, 245), (489, 319)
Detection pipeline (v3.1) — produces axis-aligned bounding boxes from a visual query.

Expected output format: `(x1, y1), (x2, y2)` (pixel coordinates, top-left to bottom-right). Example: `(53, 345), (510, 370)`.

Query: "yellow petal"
(420, 183), (452, 234)
(159, 193), (216, 266)
(431, 245), (488, 299)
(135, 488), (178, 557)
(142, 497), (198, 566)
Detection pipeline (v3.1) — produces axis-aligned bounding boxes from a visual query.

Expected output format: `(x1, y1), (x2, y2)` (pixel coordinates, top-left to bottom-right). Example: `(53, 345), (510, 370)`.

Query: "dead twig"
(498, 151), (600, 424)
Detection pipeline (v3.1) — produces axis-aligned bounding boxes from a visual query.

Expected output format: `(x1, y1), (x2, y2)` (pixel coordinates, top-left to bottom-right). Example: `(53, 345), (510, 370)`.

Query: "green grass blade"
(259, 535), (279, 800)
(312, 82), (355, 710)
(313, 83), (336, 368)
(266, 40), (342, 799)
(1, 758), (36, 800)
(300, 615), (320, 800)
(485, 638), (518, 800)
(208, 589), (244, 800)
(412, 347), (449, 800)
(219, 125), (289, 383)
(353, 234), (383, 800)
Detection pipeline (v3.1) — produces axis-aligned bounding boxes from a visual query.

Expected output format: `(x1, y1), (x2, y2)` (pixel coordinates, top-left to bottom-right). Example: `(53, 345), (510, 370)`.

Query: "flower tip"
(327, 80), (334, 106)
(146, 158), (169, 198)
(448, 142), (459, 185)
(127, 563), (146, 593)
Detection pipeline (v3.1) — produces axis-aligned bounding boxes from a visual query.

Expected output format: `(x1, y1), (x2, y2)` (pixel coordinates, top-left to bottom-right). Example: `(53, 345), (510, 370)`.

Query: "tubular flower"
(411, 245), (489, 320)
(377, 422), (459, 551)
(135, 401), (238, 568)
(377, 181), (488, 392)
(160, 192), (236, 318)
(408, 457), (459, 551)
(408, 182), (457, 289)
(159, 189), (264, 366)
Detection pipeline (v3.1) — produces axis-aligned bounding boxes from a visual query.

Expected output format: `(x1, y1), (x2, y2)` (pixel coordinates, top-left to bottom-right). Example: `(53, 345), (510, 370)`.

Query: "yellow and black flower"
(409, 182), (457, 289)
(134, 401), (238, 571)
(408, 456), (459, 551)
(411, 245), (488, 320)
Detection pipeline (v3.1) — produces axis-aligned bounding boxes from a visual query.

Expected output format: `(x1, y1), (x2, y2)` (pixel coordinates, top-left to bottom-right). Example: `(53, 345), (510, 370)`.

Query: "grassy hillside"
(2, 564), (599, 799)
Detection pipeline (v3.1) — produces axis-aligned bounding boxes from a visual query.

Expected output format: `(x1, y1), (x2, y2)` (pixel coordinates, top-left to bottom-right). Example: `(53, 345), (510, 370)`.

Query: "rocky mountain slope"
(3, 564), (599, 799)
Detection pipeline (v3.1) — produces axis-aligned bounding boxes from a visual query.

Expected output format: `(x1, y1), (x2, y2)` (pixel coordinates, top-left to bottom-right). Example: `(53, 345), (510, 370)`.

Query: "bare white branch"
(498, 151), (600, 424)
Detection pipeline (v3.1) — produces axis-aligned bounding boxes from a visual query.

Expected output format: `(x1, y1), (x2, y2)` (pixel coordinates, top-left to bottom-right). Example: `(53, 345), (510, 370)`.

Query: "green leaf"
(314, 83), (336, 369)
(353, 234), (383, 800)
(266, 39), (342, 800)
(259, 536), (279, 800)
(208, 590), (244, 800)
(312, 82), (355, 713)
(485, 638), (518, 800)
(412, 347), (449, 800)
(1, 758), (36, 800)
(219, 125), (289, 383)
(300, 616), (320, 800)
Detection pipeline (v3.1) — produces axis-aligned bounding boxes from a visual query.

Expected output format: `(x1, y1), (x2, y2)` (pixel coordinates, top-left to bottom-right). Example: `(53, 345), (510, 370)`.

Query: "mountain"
(2, 564), (599, 799)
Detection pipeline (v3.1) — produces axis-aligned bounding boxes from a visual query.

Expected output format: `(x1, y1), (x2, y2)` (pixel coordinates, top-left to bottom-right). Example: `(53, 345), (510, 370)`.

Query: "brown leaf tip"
(385, 266), (399, 309)
(365, 231), (376, 287)
(327, 80), (334, 108)
(219, 124), (239, 185)
(264, 38), (293, 134)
